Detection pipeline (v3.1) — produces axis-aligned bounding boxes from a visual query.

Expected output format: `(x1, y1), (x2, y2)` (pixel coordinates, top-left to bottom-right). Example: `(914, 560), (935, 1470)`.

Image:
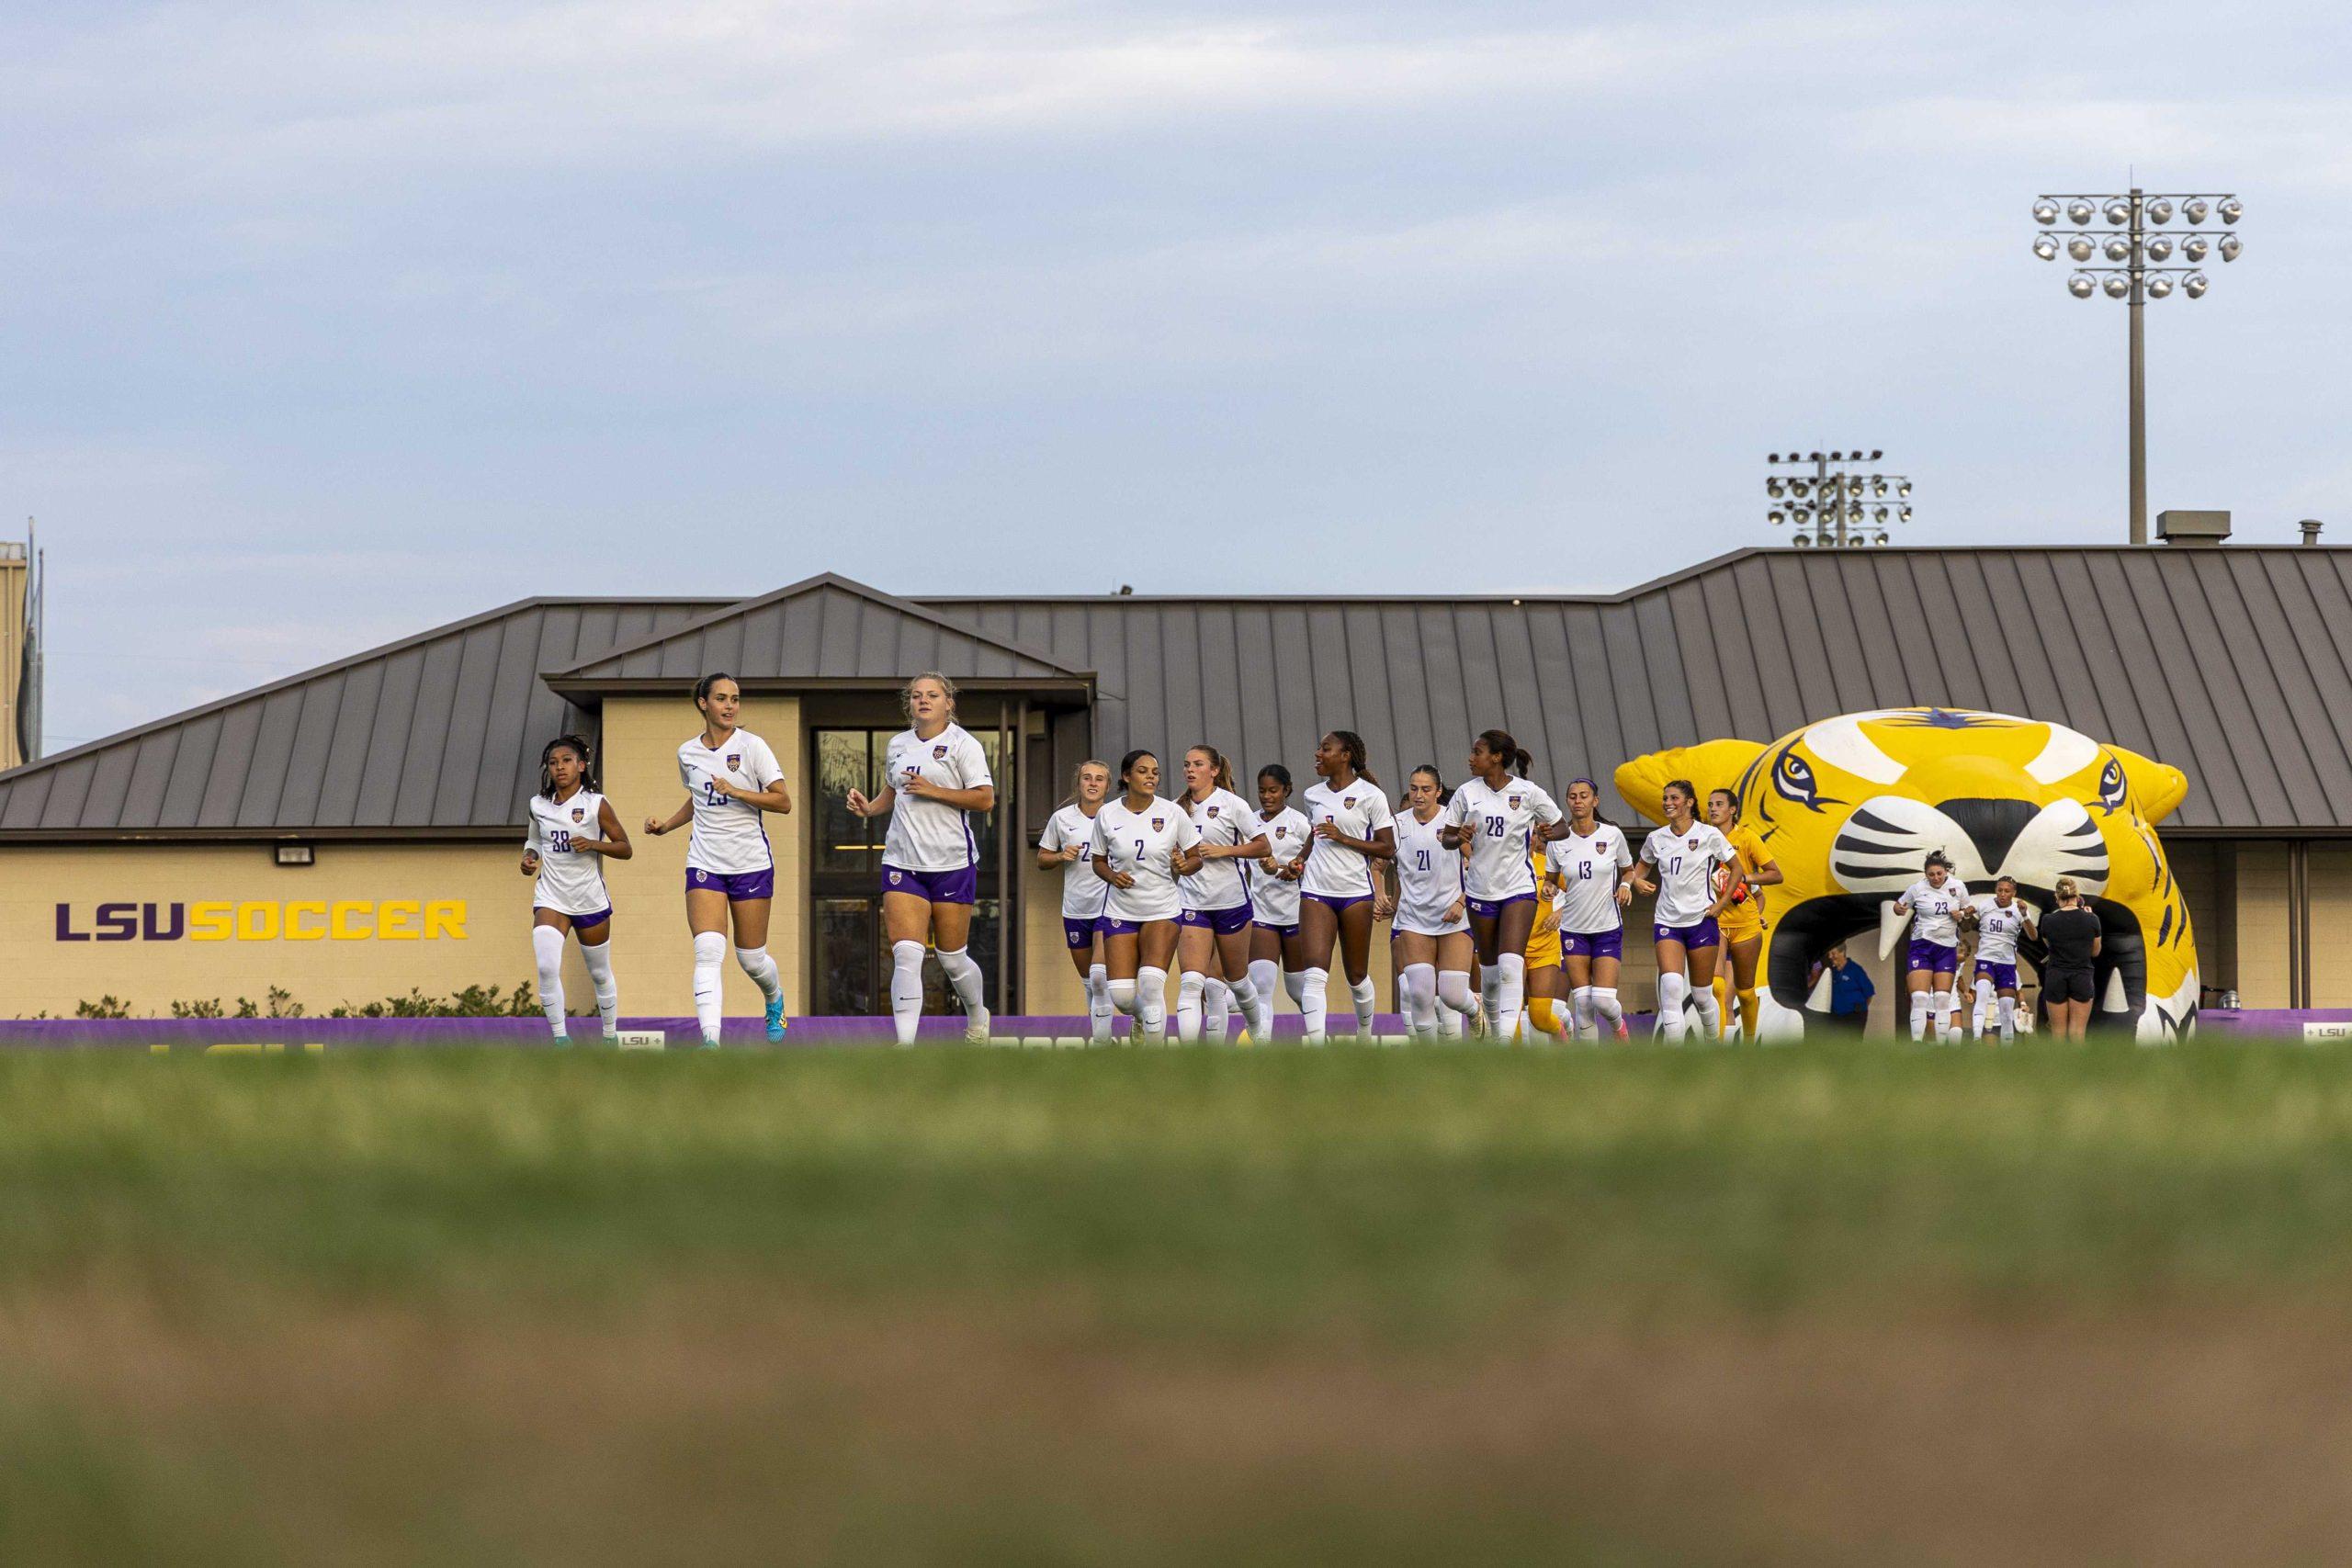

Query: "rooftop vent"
(2156, 509), (2231, 547)
(2301, 519), (2324, 547)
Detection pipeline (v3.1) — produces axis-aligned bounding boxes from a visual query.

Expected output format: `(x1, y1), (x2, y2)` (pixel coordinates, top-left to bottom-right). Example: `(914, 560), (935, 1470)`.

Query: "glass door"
(810, 727), (1007, 1016)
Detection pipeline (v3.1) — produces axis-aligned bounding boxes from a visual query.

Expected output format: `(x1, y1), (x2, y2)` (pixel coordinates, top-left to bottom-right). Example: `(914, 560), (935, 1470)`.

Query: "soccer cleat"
(550, 1032), (571, 1049)
(964, 1007), (991, 1044)
(1613, 1018), (1630, 1040)
(697, 1035), (721, 1051)
(765, 998), (786, 1043)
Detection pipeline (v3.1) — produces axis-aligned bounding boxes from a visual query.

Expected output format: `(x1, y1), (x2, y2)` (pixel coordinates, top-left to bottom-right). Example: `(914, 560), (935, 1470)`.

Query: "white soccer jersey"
(526, 790), (612, 917)
(1442, 776), (1563, 902)
(1090, 795), (1202, 923)
(1974, 897), (2031, 964)
(678, 729), (783, 876)
(1552, 821), (1634, 933)
(1901, 877), (1973, 947)
(1392, 808), (1468, 936)
(1040, 803), (1112, 921)
(1299, 779), (1395, 899)
(1182, 788), (1264, 912)
(1251, 807), (1313, 927)
(1641, 823), (1736, 928)
(880, 723), (993, 873)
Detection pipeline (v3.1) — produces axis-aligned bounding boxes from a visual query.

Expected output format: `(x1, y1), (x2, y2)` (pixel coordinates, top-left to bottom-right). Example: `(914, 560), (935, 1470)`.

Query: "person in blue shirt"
(1810, 941), (1877, 1034)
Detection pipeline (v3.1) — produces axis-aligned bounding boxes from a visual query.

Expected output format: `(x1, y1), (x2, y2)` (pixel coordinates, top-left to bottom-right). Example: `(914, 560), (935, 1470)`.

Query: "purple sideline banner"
(0, 1010), (2327, 1049)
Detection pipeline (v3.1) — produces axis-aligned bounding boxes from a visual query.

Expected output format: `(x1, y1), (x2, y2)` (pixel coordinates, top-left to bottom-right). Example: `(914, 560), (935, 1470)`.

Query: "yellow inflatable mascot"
(1615, 706), (2199, 1040)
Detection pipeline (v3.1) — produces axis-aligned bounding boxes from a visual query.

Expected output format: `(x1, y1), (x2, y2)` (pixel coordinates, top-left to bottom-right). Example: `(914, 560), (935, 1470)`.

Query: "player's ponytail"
(1327, 729), (1376, 785)
(1476, 728), (1533, 778)
(537, 734), (595, 802)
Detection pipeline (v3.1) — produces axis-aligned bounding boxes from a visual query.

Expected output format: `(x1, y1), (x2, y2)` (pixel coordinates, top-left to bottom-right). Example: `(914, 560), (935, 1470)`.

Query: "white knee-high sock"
(1592, 987), (1623, 1031)
(1480, 965), (1505, 1036)
(1570, 986), (1596, 1040)
(1087, 964), (1114, 1043)
(532, 926), (568, 1036)
(1973, 978), (1994, 1039)
(1689, 982), (1720, 1041)
(1401, 963), (1437, 1038)
(735, 946), (783, 1008)
(1224, 976), (1261, 1042)
(580, 941), (617, 1036)
(692, 931), (727, 1044)
(1657, 972), (1688, 1038)
(1438, 969), (1477, 1020)
(1997, 995), (2017, 1043)
(1177, 972), (1207, 1042)
(1108, 976), (1137, 1018)
(1495, 953), (1527, 1043)
(1136, 966), (1170, 1043)
(1437, 992), (1464, 1037)
(936, 946), (987, 1018)
(1283, 968), (1307, 1008)
(1351, 977), (1376, 1037)
(1910, 991), (1931, 1042)
(1932, 989), (1955, 1042)
(1249, 959), (1280, 1023)
(1205, 977), (1233, 1041)
(1301, 967), (1329, 1043)
(890, 939), (927, 1046)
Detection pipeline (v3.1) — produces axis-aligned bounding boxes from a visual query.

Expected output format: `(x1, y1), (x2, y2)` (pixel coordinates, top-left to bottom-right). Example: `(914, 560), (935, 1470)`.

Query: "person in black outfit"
(2039, 875), (2102, 1040)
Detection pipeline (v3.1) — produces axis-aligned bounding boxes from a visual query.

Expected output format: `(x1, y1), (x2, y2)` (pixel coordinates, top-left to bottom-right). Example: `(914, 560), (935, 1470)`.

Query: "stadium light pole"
(1765, 450), (1912, 547)
(2031, 187), (2243, 545)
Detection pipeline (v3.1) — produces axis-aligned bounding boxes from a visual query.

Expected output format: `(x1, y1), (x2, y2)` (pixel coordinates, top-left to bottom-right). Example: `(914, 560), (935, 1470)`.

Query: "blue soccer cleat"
(765, 997), (786, 1043)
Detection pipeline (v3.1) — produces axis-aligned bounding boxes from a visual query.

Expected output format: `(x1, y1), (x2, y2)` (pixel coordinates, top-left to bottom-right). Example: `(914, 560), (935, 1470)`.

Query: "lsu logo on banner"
(55, 900), (469, 942)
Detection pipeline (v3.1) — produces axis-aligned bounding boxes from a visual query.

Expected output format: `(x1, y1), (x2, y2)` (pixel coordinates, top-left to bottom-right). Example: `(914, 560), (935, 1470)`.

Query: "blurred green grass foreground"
(5, 1043), (2352, 1566)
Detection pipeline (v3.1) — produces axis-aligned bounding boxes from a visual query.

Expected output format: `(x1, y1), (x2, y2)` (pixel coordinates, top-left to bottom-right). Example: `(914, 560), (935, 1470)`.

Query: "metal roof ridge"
(548, 570), (1097, 682)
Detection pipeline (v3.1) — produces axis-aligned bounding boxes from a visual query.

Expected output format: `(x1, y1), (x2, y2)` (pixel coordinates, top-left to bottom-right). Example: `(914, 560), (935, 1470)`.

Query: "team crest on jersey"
(1343, 796), (1356, 808)
(1687, 837), (1698, 851)
(932, 743), (948, 760)
(1509, 795), (1522, 809)
(725, 753), (741, 770)
(570, 807), (585, 823)
(1206, 806), (1219, 818)
(1275, 827), (1288, 840)
(1150, 817), (1165, 831)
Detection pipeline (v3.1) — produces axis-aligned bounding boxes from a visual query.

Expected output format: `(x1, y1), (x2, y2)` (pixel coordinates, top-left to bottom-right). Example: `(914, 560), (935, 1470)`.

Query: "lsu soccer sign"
(54, 900), (469, 942)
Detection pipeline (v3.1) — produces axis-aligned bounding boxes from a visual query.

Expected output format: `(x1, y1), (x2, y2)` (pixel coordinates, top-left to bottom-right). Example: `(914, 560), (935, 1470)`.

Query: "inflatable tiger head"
(1615, 707), (2199, 1040)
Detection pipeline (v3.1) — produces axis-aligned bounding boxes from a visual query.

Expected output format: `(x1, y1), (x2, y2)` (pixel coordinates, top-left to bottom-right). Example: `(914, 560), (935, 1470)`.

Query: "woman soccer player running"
(1553, 778), (1634, 1039)
(1177, 745), (1270, 1043)
(847, 673), (999, 1045)
(1706, 788), (1781, 1042)
(1894, 851), (1972, 1043)
(1439, 729), (1564, 1042)
(1038, 759), (1114, 1043)
(1090, 750), (1201, 1043)
(1297, 731), (1396, 1043)
(1631, 779), (1736, 1040)
(643, 674), (792, 1048)
(1384, 765), (1474, 1040)
(1248, 764), (1314, 1037)
(521, 735), (631, 1044)
(1970, 875), (2037, 1043)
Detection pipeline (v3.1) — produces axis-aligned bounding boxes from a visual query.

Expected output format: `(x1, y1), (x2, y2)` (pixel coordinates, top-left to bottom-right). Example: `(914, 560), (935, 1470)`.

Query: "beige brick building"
(0, 549), (2344, 1028)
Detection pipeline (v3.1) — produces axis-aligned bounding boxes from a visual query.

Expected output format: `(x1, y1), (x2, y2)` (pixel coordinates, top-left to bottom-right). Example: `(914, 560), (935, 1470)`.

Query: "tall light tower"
(2031, 187), (2242, 545)
(1767, 450), (1912, 547)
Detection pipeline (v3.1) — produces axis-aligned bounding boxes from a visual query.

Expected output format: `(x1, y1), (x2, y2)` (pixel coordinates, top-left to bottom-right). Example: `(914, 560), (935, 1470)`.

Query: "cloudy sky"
(3, 1), (2344, 750)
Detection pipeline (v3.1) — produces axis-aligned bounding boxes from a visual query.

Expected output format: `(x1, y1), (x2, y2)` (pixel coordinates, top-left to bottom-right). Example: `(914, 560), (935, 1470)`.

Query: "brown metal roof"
(550, 573), (1092, 691)
(0, 598), (724, 838)
(3, 547), (2345, 839)
(922, 547), (2352, 832)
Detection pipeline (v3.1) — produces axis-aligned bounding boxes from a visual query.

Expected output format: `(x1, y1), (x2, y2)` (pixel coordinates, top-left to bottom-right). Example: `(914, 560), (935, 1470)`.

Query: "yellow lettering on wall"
(286, 902), (328, 941)
(424, 900), (466, 940)
(379, 900), (421, 940)
(236, 902), (279, 941)
(189, 902), (232, 942)
(331, 901), (372, 940)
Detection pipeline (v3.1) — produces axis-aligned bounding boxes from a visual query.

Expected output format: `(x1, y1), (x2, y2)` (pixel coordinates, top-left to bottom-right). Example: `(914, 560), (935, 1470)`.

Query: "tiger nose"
(1939, 798), (2041, 874)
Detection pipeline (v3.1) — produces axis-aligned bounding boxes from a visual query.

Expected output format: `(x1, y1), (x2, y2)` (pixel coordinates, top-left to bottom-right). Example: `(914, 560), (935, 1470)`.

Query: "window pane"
(815, 731), (879, 874)
(816, 898), (876, 1015)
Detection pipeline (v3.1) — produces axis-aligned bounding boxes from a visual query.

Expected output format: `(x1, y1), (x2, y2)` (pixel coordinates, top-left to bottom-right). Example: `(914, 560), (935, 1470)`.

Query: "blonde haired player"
(1706, 788), (1781, 1041)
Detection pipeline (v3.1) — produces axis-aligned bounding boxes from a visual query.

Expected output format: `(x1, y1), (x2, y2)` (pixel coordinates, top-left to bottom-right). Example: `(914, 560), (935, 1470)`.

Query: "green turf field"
(3, 1042), (2350, 1565)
